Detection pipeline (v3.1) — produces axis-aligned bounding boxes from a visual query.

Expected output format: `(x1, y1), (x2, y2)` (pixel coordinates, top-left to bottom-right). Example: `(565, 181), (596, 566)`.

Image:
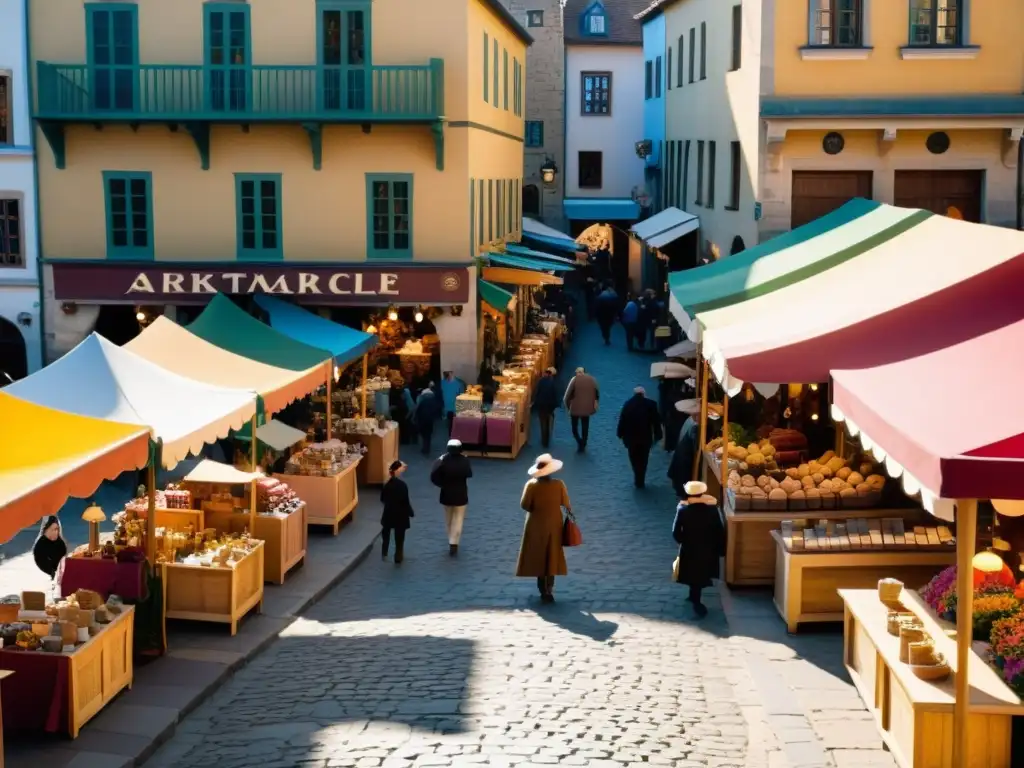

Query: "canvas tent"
(253, 295), (377, 366)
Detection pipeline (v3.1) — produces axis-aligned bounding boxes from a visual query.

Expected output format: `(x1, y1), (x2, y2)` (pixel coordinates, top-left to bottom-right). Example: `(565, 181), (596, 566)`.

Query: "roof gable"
(564, 0), (647, 46)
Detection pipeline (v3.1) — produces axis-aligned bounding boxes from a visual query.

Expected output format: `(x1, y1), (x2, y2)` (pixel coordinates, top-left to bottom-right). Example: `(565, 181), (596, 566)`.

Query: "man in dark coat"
(667, 399), (701, 497)
(413, 383), (441, 455)
(533, 367), (560, 449)
(430, 439), (474, 556)
(672, 480), (725, 617)
(594, 284), (619, 345)
(379, 460), (414, 563)
(616, 386), (663, 488)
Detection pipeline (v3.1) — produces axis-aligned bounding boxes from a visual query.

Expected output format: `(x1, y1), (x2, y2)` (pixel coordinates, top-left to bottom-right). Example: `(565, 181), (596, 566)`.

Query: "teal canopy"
(253, 294), (377, 367)
(487, 252), (575, 273)
(187, 294), (331, 372)
(503, 244), (576, 266)
(478, 279), (515, 311)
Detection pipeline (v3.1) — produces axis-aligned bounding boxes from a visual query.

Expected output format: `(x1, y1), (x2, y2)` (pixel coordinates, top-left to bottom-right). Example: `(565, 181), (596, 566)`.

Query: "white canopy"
(631, 207), (700, 247)
(651, 362), (695, 379)
(4, 334), (257, 468)
(248, 420), (307, 452)
(664, 339), (697, 359)
(183, 459), (264, 485)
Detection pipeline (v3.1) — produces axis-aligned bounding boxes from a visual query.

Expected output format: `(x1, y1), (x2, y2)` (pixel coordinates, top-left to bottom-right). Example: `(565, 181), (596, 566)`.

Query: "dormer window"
(582, 2), (608, 37)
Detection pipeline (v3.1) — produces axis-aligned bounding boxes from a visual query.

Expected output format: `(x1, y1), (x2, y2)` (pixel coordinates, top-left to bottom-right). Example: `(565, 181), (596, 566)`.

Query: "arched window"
(730, 236), (746, 255)
(0, 316), (27, 382)
(522, 184), (540, 216)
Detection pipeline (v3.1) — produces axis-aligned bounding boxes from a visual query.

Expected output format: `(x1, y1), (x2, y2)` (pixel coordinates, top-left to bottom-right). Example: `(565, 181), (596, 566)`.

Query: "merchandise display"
(779, 519), (954, 552)
(283, 439), (364, 477)
(339, 419), (399, 485)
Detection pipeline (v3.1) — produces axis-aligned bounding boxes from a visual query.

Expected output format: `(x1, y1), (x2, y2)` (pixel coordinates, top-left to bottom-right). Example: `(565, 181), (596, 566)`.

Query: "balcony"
(35, 59), (446, 170)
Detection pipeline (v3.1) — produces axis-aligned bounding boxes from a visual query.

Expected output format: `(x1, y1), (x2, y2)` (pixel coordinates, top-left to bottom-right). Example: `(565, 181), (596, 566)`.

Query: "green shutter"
(492, 40), (499, 106)
(235, 173), (283, 260)
(503, 50), (509, 110)
(483, 32), (489, 101)
(469, 177), (476, 257)
(102, 171), (153, 260)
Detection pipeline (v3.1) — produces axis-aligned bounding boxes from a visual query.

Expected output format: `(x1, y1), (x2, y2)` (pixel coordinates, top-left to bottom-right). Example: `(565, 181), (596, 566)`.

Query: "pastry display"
(254, 477), (303, 515)
(0, 590), (128, 653)
(779, 519), (954, 552)
(283, 439), (364, 477)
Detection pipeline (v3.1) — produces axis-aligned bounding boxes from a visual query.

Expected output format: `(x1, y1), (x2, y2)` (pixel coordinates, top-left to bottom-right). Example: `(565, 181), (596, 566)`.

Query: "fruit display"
(727, 448), (888, 511)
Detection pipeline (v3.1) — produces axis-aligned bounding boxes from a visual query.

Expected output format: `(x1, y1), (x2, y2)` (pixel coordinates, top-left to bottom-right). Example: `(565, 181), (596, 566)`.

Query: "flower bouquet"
(990, 613), (1024, 697)
(921, 566), (957, 620)
(971, 592), (1020, 642)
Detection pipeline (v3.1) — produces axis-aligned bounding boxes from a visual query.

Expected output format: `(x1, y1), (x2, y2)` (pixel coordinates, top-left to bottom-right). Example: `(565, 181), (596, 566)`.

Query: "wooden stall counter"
(162, 541), (264, 636)
(724, 498), (931, 586)
(841, 589), (1024, 768)
(275, 459), (360, 535)
(771, 532), (953, 633)
(212, 504), (309, 584)
(342, 428), (398, 485)
(0, 606), (134, 738)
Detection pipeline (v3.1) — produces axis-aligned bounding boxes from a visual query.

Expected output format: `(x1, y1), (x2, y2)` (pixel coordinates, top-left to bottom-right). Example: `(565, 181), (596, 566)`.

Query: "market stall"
(453, 384), (530, 460)
(274, 440), (363, 534)
(339, 419), (399, 484)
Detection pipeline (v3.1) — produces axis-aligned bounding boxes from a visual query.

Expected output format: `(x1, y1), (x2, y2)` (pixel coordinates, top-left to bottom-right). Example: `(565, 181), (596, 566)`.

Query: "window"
(695, 141), (704, 206)
(503, 49), (509, 110)
(497, 180), (504, 237)
(644, 61), (653, 100)
(366, 174), (412, 259)
(493, 39), (499, 107)
(525, 120), (544, 147)
(0, 74), (10, 144)
(677, 140), (685, 207)
(655, 55), (662, 97)
(688, 28), (696, 83)
(810, 0), (863, 47)
(513, 59), (520, 116)
(667, 49), (673, 91)
(585, 7), (607, 36)
(523, 184), (540, 216)
(731, 5), (742, 71)
(478, 179), (484, 245)
(578, 151), (602, 189)
(700, 23), (707, 80)
(676, 36), (684, 87)
(317, 3), (368, 112)
(235, 174), (281, 260)
(0, 198), (22, 267)
(86, 4), (139, 111)
(707, 141), (716, 208)
(909, 0), (961, 46)
(103, 172), (153, 260)
(581, 72), (611, 115)
(727, 141), (741, 210)
(527, 10), (543, 27)
(483, 33), (489, 101)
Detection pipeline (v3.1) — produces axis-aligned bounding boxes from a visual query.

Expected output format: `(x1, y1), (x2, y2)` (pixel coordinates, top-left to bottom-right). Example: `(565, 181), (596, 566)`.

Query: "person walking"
(616, 386), (663, 488)
(33, 516), (68, 581)
(380, 460), (414, 564)
(430, 438), (474, 556)
(533, 367), (560, 449)
(594, 283), (619, 345)
(440, 371), (466, 436)
(667, 398), (702, 497)
(563, 366), (599, 452)
(414, 382), (441, 455)
(516, 454), (570, 603)
(672, 480), (725, 617)
(621, 293), (639, 351)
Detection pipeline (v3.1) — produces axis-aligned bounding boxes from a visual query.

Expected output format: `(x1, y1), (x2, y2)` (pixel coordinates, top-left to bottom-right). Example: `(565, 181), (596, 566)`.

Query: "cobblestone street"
(147, 319), (895, 768)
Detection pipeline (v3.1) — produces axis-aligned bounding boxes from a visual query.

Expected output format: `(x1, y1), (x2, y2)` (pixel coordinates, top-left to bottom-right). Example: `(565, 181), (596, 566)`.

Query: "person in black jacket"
(33, 516), (68, 580)
(672, 480), (725, 617)
(616, 386), (663, 488)
(380, 460), (414, 564)
(430, 439), (474, 556)
(533, 367), (560, 448)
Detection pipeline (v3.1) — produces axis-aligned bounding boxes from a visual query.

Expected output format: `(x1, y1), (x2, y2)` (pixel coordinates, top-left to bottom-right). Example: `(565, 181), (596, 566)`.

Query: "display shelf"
(214, 504), (309, 584)
(723, 495), (931, 586)
(841, 588), (1024, 768)
(342, 429), (398, 485)
(161, 542), (264, 636)
(275, 459), (359, 535)
(150, 507), (205, 533)
(771, 531), (953, 632)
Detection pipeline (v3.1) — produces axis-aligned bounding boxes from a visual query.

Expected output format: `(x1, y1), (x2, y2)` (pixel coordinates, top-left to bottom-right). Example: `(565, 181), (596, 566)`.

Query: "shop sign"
(50, 263), (470, 305)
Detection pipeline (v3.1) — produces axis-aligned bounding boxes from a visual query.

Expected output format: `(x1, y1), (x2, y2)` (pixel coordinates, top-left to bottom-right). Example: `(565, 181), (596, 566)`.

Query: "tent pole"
(952, 498), (977, 767)
(249, 413), (258, 533)
(250, 413), (257, 471)
(693, 356), (709, 482)
(361, 354), (368, 418)
(326, 369), (333, 441)
(146, 461), (156, 563)
(719, 393), (730, 503)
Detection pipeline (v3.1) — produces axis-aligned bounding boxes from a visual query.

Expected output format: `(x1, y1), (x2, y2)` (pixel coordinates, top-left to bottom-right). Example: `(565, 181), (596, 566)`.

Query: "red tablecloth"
(484, 416), (514, 447)
(58, 557), (146, 602)
(0, 649), (69, 733)
(451, 415), (484, 444)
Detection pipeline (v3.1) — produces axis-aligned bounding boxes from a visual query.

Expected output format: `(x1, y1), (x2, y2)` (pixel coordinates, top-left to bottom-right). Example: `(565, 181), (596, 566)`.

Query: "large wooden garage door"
(791, 171), (873, 229)
(894, 170), (983, 223)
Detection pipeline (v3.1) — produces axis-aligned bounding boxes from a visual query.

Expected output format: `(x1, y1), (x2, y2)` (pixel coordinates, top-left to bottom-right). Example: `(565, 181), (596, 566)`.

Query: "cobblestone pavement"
(147, 317), (893, 768)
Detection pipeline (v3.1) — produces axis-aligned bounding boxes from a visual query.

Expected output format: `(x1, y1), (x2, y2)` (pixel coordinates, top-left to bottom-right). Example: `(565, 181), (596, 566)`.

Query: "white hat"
(634, 386), (645, 395)
(447, 439), (462, 449)
(528, 453), (564, 478)
(575, 367), (585, 375)
(546, 366), (557, 374)
(684, 480), (708, 496)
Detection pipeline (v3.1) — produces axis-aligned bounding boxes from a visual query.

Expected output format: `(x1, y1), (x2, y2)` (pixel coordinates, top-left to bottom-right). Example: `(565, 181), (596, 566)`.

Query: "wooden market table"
(162, 541), (264, 636)
(208, 503), (309, 584)
(841, 589), (1024, 768)
(771, 532), (953, 632)
(0, 606), (134, 738)
(341, 428), (398, 485)
(724, 497), (931, 586)
(461, 407), (530, 460)
(275, 460), (360, 534)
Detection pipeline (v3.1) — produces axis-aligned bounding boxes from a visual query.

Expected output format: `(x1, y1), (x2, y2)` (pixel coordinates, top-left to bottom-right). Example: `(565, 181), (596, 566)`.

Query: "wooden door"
(894, 170), (983, 223)
(791, 171), (873, 229)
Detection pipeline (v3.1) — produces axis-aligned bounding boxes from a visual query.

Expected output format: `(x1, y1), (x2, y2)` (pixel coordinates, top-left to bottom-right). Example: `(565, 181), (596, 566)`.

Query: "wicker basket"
(899, 626), (927, 663)
(878, 579), (904, 604)
(910, 662), (951, 682)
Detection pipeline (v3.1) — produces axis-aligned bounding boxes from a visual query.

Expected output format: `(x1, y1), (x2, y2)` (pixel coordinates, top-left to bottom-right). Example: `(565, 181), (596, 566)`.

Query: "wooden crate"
(274, 462), (360, 535)
(151, 507), (205, 533)
(217, 505), (309, 584)
(162, 542), (264, 636)
(841, 589), (1023, 767)
(342, 430), (398, 486)
(67, 605), (134, 737)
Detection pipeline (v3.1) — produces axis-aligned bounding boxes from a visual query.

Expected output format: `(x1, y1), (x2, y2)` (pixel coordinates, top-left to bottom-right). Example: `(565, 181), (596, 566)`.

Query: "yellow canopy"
(125, 317), (328, 416)
(0, 392), (151, 542)
(481, 266), (563, 287)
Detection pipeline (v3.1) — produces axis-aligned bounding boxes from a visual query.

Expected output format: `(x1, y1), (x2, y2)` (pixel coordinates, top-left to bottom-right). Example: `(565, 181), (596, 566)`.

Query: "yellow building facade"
(31, 0), (530, 377)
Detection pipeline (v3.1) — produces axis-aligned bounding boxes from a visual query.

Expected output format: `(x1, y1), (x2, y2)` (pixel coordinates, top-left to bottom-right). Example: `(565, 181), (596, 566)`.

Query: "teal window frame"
(907, 0), (965, 47)
(85, 2), (140, 113)
(469, 178), (476, 255)
(365, 173), (413, 260)
(492, 39), (499, 107)
(102, 170), (153, 260)
(483, 32), (489, 102)
(203, 2), (253, 113)
(478, 179), (484, 244)
(525, 120), (543, 147)
(503, 49), (509, 110)
(316, 0), (373, 113)
(234, 173), (283, 261)
(581, 1), (608, 37)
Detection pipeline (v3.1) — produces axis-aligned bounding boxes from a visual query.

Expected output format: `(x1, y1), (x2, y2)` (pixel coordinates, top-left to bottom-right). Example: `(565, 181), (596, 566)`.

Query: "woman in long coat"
(516, 454), (570, 603)
(672, 480), (725, 617)
(380, 461), (414, 563)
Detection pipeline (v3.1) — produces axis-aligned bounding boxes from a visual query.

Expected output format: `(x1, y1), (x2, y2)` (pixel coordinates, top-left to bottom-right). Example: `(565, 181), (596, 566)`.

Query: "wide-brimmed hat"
(674, 399), (723, 419)
(684, 480), (708, 496)
(528, 453), (564, 478)
(447, 439), (463, 449)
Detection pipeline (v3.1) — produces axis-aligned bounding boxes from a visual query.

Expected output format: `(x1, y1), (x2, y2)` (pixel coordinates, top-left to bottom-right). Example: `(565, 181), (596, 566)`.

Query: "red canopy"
(831, 318), (1024, 502)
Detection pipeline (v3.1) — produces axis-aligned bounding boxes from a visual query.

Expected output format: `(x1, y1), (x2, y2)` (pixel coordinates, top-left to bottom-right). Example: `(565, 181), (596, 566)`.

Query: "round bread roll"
(811, 472), (824, 485)
(820, 465), (833, 478)
(866, 474), (886, 490)
(768, 488), (787, 501)
(837, 467), (853, 481)
(801, 475), (815, 489)
(749, 487), (767, 499)
(847, 471), (865, 486)
(804, 488), (820, 498)
(826, 457), (846, 473)
(756, 475), (771, 490)
(807, 461), (822, 474)
(747, 444), (760, 455)
(818, 479), (833, 493)
(855, 482), (872, 496)
(859, 462), (874, 477)
(769, 478), (781, 490)
(797, 464), (810, 478)
(839, 487), (856, 498)
(738, 485), (753, 495)
(789, 489), (806, 499)
(786, 468), (800, 479)
(741, 474), (756, 487)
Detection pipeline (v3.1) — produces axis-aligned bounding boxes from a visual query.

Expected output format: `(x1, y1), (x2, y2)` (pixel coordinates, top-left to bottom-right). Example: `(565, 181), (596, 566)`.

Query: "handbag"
(562, 512), (583, 547)
(672, 557), (680, 582)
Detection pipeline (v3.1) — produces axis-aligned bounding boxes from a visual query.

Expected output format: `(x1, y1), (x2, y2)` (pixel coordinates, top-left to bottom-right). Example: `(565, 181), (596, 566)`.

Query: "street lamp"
(540, 158), (558, 187)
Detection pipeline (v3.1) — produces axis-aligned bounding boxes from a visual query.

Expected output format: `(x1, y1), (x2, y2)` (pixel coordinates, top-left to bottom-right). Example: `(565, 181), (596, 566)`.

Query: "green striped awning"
(478, 279), (515, 312)
(487, 252), (575, 273)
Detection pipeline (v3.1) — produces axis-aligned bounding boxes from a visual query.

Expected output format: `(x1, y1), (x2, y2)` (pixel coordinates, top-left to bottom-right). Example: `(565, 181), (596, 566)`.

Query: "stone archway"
(730, 236), (746, 255)
(523, 184), (540, 216)
(0, 315), (27, 383)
